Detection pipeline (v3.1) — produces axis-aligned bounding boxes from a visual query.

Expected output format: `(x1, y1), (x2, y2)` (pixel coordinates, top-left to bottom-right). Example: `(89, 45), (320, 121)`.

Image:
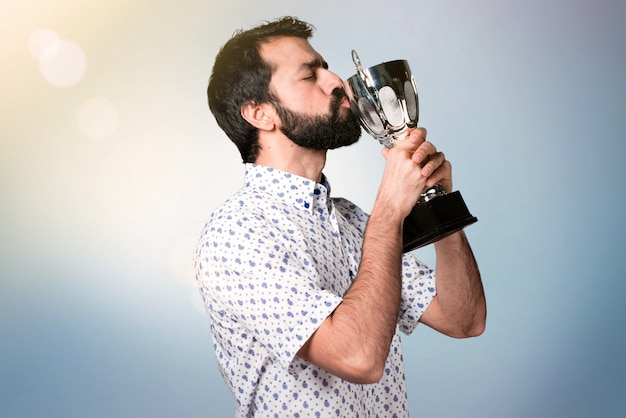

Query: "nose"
(320, 69), (344, 95)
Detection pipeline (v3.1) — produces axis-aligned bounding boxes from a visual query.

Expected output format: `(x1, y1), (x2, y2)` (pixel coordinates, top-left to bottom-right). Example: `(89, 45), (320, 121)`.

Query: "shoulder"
(331, 197), (367, 216)
(199, 186), (307, 249)
(202, 188), (270, 234)
(332, 197), (369, 231)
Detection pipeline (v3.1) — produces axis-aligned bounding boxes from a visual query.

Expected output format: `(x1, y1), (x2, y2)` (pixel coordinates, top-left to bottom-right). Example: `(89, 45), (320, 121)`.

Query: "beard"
(274, 88), (362, 150)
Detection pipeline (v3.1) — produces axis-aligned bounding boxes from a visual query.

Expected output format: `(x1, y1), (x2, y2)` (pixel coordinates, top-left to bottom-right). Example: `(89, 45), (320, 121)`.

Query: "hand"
(386, 127), (453, 194)
(376, 128), (430, 219)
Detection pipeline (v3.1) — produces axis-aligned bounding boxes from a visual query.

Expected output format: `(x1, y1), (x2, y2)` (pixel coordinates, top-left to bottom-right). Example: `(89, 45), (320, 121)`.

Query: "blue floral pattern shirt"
(195, 163), (436, 417)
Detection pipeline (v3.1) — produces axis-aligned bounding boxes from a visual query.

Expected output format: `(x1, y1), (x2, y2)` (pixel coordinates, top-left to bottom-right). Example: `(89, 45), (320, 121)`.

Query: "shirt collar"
(244, 163), (331, 214)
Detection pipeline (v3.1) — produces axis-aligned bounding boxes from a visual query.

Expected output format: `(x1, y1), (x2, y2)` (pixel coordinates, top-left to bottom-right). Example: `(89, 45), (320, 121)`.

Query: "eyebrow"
(297, 57), (329, 74)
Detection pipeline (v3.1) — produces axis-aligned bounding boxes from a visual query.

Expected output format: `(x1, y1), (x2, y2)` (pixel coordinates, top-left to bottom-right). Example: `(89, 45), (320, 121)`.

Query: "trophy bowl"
(344, 51), (477, 252)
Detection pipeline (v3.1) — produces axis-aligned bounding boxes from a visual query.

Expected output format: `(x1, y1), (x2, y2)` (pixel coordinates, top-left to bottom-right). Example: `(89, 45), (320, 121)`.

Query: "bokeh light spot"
(76, 97), (119, 139)
(37, 38), (87, 87)
(28, 28), (61, 60)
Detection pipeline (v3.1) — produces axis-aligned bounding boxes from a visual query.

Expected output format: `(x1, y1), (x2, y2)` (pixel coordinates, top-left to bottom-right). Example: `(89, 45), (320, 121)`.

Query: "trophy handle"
(352, 50), (372, 88)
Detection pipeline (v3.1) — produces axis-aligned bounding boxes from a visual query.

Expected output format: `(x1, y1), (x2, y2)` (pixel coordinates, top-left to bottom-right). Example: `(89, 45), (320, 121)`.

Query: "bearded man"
(195, 16), (486, 418)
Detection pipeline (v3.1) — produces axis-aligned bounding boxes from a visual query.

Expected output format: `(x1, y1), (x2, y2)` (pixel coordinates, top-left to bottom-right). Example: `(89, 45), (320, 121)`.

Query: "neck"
(255, 133), (327, 182)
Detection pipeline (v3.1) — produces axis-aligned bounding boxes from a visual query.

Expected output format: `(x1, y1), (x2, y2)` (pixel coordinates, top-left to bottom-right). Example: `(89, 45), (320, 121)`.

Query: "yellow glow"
(77, 97), (119, 139)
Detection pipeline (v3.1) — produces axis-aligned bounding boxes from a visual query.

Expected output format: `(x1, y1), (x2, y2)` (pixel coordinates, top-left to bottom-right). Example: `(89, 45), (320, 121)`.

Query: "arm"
(297, 200), (403, 384)
(297, 130), (437, 384)
(415, 132), (486, 337)
(418, 231), (486, 338)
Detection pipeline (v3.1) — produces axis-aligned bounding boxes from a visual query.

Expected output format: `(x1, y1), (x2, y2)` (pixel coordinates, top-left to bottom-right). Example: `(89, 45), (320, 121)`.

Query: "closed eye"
(299, 58), (328, 81)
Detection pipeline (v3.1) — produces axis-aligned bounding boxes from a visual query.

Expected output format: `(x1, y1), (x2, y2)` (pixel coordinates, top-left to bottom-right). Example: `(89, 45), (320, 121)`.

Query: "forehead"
(259, 36), (322, 76)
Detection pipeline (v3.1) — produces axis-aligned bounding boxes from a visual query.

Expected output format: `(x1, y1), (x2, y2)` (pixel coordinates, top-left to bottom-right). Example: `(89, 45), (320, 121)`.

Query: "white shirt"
(195, 163), (436, 417)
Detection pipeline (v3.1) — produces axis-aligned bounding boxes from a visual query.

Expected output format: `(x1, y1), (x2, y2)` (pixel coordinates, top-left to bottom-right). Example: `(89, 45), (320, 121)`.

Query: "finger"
(412, 141), (437, 164)
(407, 126), (427, 140)
(420, 151), (445, 177)
(408, 128), (427, 147)
(395, 132), (423, 152)
(425, 160), (453, 192)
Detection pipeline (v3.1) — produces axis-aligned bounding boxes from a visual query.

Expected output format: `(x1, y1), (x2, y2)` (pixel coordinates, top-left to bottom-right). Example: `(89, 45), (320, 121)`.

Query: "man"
(195, 16), (486, 417)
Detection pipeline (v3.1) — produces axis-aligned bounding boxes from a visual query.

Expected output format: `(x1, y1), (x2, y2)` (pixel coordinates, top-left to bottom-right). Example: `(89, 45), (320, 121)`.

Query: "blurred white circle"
(77, 97), (119, 139)
(28, 28), (61, 60)
(38, 39), (87, 87)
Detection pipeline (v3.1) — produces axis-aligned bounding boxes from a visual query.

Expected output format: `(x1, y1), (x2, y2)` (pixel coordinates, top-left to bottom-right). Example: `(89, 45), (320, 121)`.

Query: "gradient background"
(2, 0), (625, 417)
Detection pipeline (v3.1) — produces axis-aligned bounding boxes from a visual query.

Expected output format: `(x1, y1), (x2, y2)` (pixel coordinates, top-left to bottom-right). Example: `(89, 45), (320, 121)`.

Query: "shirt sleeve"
(397, 253), (436, 335)
(196, 206), (343, 371)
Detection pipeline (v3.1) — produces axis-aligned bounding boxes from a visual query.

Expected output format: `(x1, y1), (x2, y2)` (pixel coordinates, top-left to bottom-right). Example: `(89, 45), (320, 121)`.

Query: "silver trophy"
(345, 51), (477, 251)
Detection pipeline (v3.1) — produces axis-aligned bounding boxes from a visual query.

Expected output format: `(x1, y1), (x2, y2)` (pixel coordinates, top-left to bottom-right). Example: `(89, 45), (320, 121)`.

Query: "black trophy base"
(402, 191), (477, 252)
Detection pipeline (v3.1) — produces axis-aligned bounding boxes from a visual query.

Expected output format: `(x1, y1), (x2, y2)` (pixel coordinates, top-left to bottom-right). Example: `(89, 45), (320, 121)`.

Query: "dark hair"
(207, 16), (315, 163)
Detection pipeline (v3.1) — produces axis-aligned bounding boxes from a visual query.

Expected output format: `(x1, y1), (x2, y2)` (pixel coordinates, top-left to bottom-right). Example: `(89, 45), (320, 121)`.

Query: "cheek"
(277, 87), (330, 115)
(293, 99), (324, 115)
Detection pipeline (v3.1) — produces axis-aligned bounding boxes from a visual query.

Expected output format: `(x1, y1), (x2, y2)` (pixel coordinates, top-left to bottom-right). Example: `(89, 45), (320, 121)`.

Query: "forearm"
(432, 231), (486, 337)
(334, 207), (403, 370)
(298, 203), (404, 383)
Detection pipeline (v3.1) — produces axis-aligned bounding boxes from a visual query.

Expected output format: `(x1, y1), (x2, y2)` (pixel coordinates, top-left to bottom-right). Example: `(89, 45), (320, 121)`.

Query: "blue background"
(1, 0), (625, 417)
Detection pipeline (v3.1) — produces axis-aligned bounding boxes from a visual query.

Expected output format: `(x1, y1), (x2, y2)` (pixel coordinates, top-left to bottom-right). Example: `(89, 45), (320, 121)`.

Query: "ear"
(241, 102), (276, 131)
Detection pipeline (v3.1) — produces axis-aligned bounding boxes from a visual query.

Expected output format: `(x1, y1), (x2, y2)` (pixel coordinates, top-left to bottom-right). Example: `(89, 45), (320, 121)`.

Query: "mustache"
(330, 87), (349, 111)
(331, 87), (348, 106)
